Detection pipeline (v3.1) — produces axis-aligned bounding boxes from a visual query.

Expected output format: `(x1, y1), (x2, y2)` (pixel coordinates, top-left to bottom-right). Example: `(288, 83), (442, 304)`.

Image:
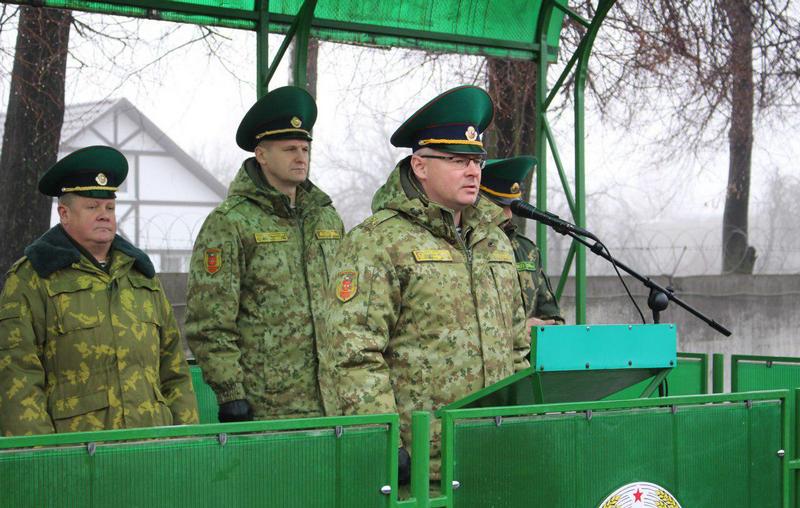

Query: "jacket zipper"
(455, 224), (486, 382)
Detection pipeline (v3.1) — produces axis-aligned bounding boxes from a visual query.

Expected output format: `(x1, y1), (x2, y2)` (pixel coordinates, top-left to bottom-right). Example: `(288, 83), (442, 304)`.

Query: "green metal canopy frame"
(6, 0), (618, 322)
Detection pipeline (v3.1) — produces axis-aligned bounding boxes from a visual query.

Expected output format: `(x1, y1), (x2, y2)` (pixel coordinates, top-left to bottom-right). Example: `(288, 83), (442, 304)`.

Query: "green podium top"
(441, 324), (677, 411)
(533, 323), (677, 372)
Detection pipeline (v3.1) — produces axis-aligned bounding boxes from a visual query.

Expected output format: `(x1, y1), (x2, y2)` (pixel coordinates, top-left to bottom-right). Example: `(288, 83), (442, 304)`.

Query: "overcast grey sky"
(1, 10), (798, 274)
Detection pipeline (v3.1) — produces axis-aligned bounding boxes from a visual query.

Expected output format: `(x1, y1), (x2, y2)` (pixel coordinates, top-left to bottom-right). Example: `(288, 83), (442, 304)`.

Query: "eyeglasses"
(417, 154), (486, 170)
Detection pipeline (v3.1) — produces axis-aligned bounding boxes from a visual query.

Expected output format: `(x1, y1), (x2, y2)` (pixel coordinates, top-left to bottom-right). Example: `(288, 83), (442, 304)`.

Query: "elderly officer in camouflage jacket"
(186, 86), (344, 422)
(0, 146), (199, 436)
(318, 86), (529, 482)
(480, 156), (564, 324)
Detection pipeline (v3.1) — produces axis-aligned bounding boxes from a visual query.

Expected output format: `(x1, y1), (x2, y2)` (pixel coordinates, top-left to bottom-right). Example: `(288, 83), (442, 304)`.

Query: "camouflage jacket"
(0, 226), (198, 436)
(185, 158), (344, 419)
(318, 158), (529, 470)
(504, 223), (564, 322)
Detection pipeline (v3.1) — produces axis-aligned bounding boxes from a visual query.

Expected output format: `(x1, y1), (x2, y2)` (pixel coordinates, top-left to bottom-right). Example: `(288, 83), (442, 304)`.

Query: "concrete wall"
(162, 272), (800, 386)
(557, 274), (800, 358)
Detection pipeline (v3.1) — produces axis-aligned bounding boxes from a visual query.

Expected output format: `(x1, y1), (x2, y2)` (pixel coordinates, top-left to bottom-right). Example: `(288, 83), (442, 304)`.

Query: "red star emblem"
(633, 488), (643, 502)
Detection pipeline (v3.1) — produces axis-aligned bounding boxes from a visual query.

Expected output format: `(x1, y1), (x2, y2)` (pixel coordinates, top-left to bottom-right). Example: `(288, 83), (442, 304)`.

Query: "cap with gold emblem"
(390, 85), (494, 155)
(480, 155), (537, 206)
(38, 145), (128, 199)
(236, 85), (317, 151)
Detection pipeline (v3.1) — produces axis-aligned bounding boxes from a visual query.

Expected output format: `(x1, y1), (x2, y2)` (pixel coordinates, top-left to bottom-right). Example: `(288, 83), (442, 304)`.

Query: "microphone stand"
(539, 220), (731, 337)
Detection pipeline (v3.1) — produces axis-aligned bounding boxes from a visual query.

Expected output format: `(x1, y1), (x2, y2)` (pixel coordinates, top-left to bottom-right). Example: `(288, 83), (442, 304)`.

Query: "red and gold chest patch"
(204, 248), (222, 275)
(336, 270), (358, 302)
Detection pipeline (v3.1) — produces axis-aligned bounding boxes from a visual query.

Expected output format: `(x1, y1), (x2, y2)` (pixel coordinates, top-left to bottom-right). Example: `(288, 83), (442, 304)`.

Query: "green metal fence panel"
(732, 355), (800, 393)
(190, 364), (220, 424)
(604, 352), (708, 400)
(9, 0), (566, 59)
(0, 416), (395, 508)
(442, 392), (787, 508)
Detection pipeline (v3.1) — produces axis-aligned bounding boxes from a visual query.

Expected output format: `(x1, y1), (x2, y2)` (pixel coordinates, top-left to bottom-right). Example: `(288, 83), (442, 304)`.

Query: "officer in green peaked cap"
(391, 85), (493, 155)
(0, 145), (199, 436)
(480, 155), (564, 325)
(38, 145), (128, 198)
(480, 155), (536, 206)
(317, 85), (532, 491)
(186, 84), (344, 424)
(236, 85), (317, 151)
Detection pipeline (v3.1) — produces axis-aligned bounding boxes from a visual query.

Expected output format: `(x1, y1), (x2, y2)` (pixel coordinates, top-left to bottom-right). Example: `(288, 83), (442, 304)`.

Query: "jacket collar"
(371, 157), (507, 244)
(24, 225), (155, 279)
(228, 157), (333, 218)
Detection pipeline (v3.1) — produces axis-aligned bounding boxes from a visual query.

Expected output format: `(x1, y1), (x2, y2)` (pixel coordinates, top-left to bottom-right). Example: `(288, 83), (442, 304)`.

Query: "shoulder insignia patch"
(336, 271), (358, 302)
(204, 248), (222, 275)
(217, 196), (246, 215)
(315, 229), (341, 240)
(413, 250), (453, 263)
(255, 232), (289, 243)
(362, 210), (399, 231)
(7, 256), (28, 275)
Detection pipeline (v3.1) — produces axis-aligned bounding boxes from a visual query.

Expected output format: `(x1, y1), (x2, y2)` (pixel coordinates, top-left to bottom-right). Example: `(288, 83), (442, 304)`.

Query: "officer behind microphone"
(480, 156), (564, 325)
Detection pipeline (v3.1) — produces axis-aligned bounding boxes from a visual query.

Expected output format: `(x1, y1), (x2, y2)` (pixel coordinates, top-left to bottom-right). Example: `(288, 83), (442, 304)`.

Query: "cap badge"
(291, 116), (303, 128)
(95, 173), (108, 186)
(511, 183), (520, 193)
(465, 125), (478, 141)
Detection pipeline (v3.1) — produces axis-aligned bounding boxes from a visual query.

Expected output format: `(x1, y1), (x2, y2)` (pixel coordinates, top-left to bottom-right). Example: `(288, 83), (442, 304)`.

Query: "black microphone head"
(509, 199), (526, 214)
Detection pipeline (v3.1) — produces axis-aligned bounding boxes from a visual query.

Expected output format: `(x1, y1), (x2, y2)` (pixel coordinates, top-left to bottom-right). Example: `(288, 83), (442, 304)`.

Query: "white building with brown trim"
(51, 98), (226, 272)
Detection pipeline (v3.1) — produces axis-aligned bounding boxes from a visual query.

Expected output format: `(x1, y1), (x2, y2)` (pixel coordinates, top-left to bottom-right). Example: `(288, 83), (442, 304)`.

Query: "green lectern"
(442, 324), (677, 410)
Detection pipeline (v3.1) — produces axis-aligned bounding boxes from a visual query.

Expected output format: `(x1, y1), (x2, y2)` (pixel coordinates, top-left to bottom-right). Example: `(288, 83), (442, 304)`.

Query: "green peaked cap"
(236, 85), (317, 151)
(480, 155), (537, 205)
(38, 145), (128, 199)
(391, 85), (494, 155)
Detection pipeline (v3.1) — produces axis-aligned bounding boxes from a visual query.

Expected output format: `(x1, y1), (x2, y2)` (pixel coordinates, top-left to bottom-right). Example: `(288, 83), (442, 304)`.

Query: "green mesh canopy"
(35, 0), (566, 59)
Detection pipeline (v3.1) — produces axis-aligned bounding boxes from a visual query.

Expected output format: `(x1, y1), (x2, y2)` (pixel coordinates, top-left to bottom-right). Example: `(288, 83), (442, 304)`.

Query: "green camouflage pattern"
(186, 158), (343, 419)
(505, 223), (564, 322)
(318, 158), (529, 476)
(0, 228), (198, 436)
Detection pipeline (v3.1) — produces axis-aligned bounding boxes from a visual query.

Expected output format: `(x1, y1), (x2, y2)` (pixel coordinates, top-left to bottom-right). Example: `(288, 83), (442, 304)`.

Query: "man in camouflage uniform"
(0, 146), (199, 436)
(318, 86), (529, 481)
(186, 86), (343, 422)
(480, 156), (564, 324)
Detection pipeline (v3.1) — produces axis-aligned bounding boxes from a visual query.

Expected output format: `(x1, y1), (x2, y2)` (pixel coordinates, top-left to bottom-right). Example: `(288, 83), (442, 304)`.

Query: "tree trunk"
(305, 37), (319, 100)
(721, 0), (756, 274)
(0, 6), (71, 276)
(289, 36), (318, 179)
(486, 57), (538, 232)
(289, 36), (318, 99)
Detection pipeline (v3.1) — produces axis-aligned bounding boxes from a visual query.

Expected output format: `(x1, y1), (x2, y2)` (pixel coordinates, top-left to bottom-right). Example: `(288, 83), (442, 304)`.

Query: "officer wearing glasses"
(317, 86), (529, 487)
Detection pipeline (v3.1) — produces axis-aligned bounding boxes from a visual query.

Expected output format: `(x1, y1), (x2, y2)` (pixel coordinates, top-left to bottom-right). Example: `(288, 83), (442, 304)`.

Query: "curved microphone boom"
(509, 200), (597, 240)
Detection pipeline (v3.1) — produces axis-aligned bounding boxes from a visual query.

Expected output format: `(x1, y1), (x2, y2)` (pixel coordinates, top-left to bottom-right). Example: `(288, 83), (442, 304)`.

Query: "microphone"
(509, 200), (597, 240)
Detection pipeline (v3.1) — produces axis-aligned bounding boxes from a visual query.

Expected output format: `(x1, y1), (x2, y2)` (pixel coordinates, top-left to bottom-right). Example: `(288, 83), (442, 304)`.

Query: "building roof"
(1, 97), (226, 198)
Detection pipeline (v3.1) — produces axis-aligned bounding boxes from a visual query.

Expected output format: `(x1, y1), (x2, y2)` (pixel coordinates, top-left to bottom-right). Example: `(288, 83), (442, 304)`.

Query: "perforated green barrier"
(190, 364), (220, 424)
(440, 391), (789, 507)
(605, 352), (708, 400)
(732, 355), (800, 392)
(0, 390), (793, 506)
(0, 415), (397, 508)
